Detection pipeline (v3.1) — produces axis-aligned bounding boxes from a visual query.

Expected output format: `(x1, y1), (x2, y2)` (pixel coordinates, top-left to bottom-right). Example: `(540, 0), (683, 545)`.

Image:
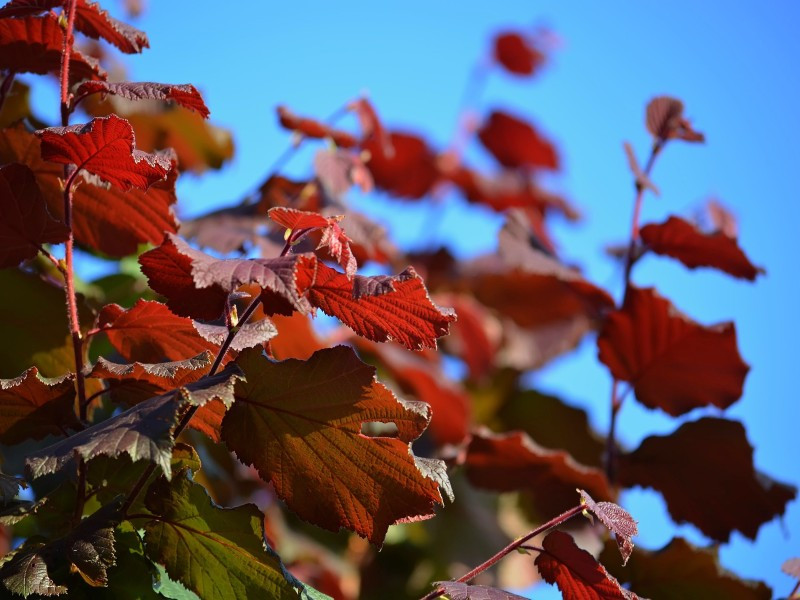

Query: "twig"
(0, 71), (15, 115)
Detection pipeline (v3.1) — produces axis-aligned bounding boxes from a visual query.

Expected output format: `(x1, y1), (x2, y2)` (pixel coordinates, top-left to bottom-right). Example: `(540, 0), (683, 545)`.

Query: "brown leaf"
(645, 96), (704, 143)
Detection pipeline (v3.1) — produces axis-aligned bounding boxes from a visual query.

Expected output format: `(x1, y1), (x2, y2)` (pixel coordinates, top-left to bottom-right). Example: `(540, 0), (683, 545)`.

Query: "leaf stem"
(419, 504), (584, 600)
(0, 70), (15, 115)
(59, 0), (78, 127)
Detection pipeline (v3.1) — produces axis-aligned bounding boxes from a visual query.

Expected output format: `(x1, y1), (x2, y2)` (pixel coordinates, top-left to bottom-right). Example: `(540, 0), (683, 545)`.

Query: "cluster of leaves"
(0, 4), (794, 600)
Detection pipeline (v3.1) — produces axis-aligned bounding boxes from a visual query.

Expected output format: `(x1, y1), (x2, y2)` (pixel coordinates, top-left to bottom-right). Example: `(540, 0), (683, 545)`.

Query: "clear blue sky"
(28, 1), (800, 596)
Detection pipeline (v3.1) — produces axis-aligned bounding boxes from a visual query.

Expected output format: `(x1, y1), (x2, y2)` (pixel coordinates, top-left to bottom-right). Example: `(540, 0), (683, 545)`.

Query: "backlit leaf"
(597, 287), (749, 416)
(0, 162), (68, 268)
(37, 114), (172, 191)
(493, 31), (544, 76)
(308, 262), (455, 351)
(578, 490), (638, 566)
(76, 81), (209, 117)
(193, 319), (279, 352)
(535, 530), (637, 599)
(276, 105), (356, 148)
(363, 130), (439, 199)
(0, 366), (78, 444)
(221, 346), (448, 544)
(478, 110), (558, 170)
(141, 471), (301, 599)
(618, 417), (796, 542)
(435, 580), (529, 600)
(640, 216), (764, 281)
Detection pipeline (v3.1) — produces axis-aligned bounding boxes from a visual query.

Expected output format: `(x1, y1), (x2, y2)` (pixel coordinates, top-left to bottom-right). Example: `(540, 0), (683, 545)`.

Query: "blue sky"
(28, 1), (800, 596)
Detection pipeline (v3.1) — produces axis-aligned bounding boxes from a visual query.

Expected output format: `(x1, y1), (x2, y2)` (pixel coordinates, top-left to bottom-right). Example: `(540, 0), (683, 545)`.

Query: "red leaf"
(439, 294), (497, 381)
(578, 489), (638, 566)
(478, 110), (558, 170)
(0, 162), (68, 268)
(349, 97), (391, 155)
(0, 367), (79, 444)
(493, 32), (544, 76)
(193, 318), (278, 352)
(268, 206), (332, 232)
(0, 14), (105, 83)
(645, 96), (704, 143)
(535, 531), (638, 600)
(276, 105), (357, 147)
(75, 81), (209, 118)
(73, 0), (148, 53)
(597, 287), (749, 416)
(98, 300), (219, 363)
(619, 417), (796, 542)
(640, 216), (764, 281)
(435, 581), (529, 600)
(139, 233), (317, 321)
(88, 353), (212, 387)
(465, 430), (612, 518)
(363, 130), (439, 199)
(307, 262), (455, 351)
(37, 115), (171, 191)
(267, 312), (326, 360)
(221, 346), (448, 544)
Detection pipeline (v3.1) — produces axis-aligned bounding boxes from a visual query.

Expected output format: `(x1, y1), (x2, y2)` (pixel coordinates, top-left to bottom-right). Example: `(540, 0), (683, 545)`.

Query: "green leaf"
(140, 472), (300, 599)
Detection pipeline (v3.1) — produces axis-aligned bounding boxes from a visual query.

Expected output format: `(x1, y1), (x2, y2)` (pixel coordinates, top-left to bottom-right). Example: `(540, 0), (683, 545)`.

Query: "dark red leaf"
(601, 537), (771, 600)
(73, 0), (148, 53)
(640, 216), (764, 281)
(618, 417), (797, 542)
(597, 287), (749, 416)
(435, 581), (529, 600)
(363, 130), (439, 199)
(88, 353), (212, 385)
(439, 294), (497, 381)
(0, 0), (60, 18)
(75, 81), (209, 117)
(221, 346), (448, 544)
(37, 115), (171, 191)
(307, 262), (455, 351)
(578, 489), (638, 566)
(349, 96), (391, 156)
(478, 110), (558, 170)
(645, 96), (704, 143)
(493, 31), (544, 76)
(465, 430), (612, 518)
(0, 367), (79, 444)
(139, 233), (317, 321)
(535, 531), (637, 600)
(193, 318), (278, 352)
(0, 14), (105, 83)
(98, 300), (219, 363)
(276, 105), (357, 147)
(313, 148), (373, 201)
(0, 162), (68, 268)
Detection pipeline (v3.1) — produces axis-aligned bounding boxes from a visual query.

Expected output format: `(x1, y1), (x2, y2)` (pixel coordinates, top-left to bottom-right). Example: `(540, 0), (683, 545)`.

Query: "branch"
(0, 71), (15, 115)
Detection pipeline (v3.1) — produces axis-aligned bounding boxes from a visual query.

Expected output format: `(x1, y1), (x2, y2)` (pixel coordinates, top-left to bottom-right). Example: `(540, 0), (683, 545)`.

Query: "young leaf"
(0, 367), (79, 444)
(535, 531), (637, 600)
(618, 417), (796, 542)
(25, 365), (243, 480)
(98, 300), (219, 363)
(0, 14), (105, 83)
(307, 262), (455, 351)
(221, 346), (448, 545)
(37, 114), (172, 191)
(578, 489), (638, 566)
(645, 96), (704, 143)
(434, 580), (529, 600)
(76, 81), (209, 117)
(597, 287), (749, 416)
(640, 216), (764, 281)
(141, 471), (302, 599)
(478, 110), (558, 171)
(600, 537), (771, 600)
(493, 31), (544, 76)
(276, 105), (357, 147)
(139, 233), (316, 321)
(0, 162), (68, 268)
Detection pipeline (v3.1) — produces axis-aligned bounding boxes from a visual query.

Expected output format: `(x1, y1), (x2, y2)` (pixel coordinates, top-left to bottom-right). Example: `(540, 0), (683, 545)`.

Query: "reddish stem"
(59, 0), (77, 127)
(419, 504), (584, 600)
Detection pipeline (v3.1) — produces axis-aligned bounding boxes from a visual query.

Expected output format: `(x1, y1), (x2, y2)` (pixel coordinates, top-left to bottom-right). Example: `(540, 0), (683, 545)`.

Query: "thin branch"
(0, 71), (15, 115)
(36, 244), (64, 273)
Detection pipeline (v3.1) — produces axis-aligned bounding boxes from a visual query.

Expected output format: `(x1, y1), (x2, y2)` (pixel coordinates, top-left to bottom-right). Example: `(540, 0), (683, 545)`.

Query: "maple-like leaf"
(221, 347), (448, 544)
(276, 105), (357, 147)
(434, 581), (529, 600)
(37, 114), (171, 191)
(75, 81), (209, 117)
(0, 366), (79, 444)
(618, 417), (796, 542)
(0, 162), (68, 268)
(645, 96), (704, 143)
(308, 262), (455, 351)
(0, 14), (105, 83)
(465, 430), (612, 519)
(535, 531), (637, 600)
(578, 489), (638, 566)
(597, 287), (749, 416)
(139, 233), (316, 321)
(600, 537), (771, 600)
(478, 110), (558, 170)
(640, 216), (764, 281)
(25, 365), (243, 480)
(362, 130), (439, 199)
(493, 31), (544, 76)
(98, 300), (219, 363)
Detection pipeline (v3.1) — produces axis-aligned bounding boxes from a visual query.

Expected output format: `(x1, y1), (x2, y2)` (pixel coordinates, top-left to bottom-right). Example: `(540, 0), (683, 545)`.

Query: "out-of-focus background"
(25, 1), (800, 596)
